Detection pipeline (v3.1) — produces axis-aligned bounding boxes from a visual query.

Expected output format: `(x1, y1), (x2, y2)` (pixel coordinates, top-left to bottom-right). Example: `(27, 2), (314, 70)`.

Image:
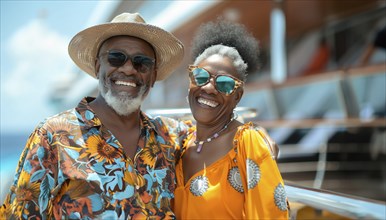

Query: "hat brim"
(68, 22), (184, 81)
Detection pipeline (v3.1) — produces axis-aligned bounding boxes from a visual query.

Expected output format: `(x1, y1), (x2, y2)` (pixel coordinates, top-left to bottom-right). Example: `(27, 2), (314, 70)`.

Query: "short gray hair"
(193, 44), (248, 81)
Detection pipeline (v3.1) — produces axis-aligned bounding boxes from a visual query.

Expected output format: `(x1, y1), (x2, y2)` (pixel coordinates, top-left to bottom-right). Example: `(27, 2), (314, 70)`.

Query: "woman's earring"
(233, 110), (239, 120)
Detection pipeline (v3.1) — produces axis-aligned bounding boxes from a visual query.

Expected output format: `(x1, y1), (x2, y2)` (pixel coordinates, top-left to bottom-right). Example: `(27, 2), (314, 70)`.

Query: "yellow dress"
(174, 122), (289, 219)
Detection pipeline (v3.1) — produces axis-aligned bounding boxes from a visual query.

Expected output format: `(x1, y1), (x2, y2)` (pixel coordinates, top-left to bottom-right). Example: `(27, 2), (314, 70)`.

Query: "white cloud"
(4, 19), (72, 96)
(1, 19), (75, 132)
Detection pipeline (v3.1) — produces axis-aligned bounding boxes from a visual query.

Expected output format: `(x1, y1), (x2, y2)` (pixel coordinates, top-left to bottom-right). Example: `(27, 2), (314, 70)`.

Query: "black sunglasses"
(101, 50), (155, 73)
(188, 65), (243, 95)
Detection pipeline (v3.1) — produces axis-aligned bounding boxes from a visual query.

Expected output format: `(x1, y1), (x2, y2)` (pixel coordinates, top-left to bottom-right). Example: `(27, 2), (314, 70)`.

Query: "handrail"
(346, 63), (386, 77)
(285, 182), (386, 219)
(244, 63), (386, 92)
(255, 117), (386, 129)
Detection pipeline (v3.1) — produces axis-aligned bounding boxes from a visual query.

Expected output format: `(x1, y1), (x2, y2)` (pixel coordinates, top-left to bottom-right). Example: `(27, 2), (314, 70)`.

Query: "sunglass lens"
(108, 51), (127, 67)
(132, 55), (155, 73)
(216, 75), (236, 95)
(192, 68), (210, 86)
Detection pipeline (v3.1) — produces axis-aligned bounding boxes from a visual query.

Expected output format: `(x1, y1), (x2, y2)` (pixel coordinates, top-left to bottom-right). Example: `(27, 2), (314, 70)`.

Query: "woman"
(174, 20), (289, 219)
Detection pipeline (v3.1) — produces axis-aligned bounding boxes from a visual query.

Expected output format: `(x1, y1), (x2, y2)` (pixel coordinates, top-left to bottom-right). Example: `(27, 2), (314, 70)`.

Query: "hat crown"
(111, 12), (146, 24)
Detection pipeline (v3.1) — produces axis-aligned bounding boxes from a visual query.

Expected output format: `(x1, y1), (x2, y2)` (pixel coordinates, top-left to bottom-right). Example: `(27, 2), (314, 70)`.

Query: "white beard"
(98, 77), (147, 116)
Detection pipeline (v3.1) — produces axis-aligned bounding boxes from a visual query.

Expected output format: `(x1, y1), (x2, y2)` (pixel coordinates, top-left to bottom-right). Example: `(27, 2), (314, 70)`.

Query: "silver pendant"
(274, 183), (288, 211)
(228, 167), (244, 193)
(190, 175), (209, 196)
(247, 158), (261, 189)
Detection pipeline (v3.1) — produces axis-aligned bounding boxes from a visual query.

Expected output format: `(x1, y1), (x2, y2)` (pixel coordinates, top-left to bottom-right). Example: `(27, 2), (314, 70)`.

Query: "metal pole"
(270, 0), (287, 84)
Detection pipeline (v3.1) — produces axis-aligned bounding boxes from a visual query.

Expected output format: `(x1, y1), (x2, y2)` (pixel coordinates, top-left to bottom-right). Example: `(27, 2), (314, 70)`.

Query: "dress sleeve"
(236, 123), (289, 219)
(0, 122), (58, 219)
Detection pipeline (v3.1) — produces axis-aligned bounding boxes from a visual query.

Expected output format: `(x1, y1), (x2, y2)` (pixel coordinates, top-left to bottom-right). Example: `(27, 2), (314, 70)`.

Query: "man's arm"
(1, 124), (57, 219)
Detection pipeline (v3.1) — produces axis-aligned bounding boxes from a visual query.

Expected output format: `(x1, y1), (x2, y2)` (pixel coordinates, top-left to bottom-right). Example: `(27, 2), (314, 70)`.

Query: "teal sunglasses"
(189, 65), (243, 95)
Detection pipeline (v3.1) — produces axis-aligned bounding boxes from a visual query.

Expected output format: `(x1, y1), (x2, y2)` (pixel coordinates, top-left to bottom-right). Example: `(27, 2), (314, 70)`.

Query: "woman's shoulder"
(235, 122), (277, 159)
(235, 121), (266, 136)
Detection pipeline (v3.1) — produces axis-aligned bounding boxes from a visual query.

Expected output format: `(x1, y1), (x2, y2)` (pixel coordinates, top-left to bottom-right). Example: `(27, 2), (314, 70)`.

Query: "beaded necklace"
(194, 115), (235, 153)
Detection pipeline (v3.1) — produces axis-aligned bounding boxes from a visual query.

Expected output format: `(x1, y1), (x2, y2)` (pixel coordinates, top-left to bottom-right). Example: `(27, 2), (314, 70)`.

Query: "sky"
(1, 0), (99, 134)
(0, 0), (102, 202)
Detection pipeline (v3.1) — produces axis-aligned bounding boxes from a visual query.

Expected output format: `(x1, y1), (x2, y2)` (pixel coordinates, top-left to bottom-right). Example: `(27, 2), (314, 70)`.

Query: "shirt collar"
(139, 111), (159, 135)
(76, 97), (102, 128)
(76, 97), (158, 135)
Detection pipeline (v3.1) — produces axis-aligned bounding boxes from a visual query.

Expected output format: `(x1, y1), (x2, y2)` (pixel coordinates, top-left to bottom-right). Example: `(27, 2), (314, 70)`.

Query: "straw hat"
(68, 12), (184, 81)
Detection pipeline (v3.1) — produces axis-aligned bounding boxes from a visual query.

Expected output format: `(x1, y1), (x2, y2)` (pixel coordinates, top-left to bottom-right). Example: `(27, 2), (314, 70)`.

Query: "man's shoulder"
(47, 108), (76, 120)
(145, 114), (175, 129)
(37, 108), (78, 129)
(145, 114), (192, 133)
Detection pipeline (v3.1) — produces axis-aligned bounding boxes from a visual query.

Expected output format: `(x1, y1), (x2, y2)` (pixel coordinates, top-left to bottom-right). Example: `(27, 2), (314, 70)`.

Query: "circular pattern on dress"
(274, 183), (288, 211)
(228, 167), (244, 193)
(247, 158), (260, 189)
(190, 176), (209, 196)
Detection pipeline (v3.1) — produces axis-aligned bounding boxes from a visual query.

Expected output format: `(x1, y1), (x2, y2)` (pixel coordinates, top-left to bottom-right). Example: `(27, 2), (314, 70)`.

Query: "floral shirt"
(0, 97), (189, 220)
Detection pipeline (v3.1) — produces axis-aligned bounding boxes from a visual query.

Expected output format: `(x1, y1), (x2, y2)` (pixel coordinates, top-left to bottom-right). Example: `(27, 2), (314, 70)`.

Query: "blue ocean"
(0, 132), (30, 203)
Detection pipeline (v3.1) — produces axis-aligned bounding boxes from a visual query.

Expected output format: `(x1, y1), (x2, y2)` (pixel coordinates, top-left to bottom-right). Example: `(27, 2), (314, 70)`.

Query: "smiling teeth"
(115, 81), (136, 87)
(198, 97), (219, 107)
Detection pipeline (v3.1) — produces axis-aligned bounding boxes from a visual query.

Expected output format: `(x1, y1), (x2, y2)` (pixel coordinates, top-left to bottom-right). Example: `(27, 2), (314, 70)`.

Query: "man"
(1, 12), (188, 219)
